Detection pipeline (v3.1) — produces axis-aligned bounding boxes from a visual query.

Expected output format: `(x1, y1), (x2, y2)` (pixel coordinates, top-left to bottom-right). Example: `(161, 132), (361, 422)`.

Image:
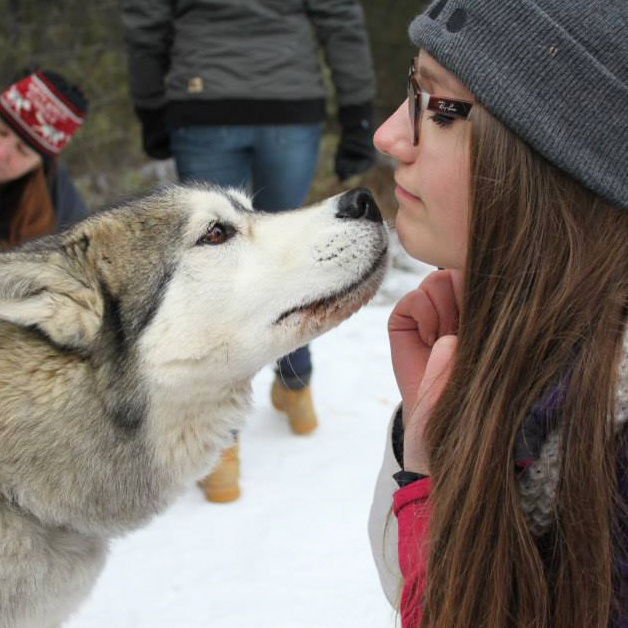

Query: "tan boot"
(271, 378), (318, 435)
(197, 443), (240, 503)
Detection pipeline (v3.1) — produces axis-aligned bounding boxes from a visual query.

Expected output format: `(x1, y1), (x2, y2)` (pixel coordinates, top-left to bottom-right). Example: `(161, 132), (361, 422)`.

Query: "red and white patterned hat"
(0, 71), (87, 156)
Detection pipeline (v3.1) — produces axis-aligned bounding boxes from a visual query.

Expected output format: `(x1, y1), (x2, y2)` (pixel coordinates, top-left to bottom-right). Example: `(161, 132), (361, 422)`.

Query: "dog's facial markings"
(138, 186), (388, 384)
(133, 265), (175, 339)
(273, 244), (388, 325)
(224, 189), (253, 213)
(95, 262), (175, 358)
(195, 222), (238, 246)
(96, 284), (156, 434)
(99, 280), (126, 354)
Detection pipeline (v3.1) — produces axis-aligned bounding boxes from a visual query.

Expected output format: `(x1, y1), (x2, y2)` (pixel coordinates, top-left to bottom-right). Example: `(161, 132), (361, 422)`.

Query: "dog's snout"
(336, 188), (382, 223)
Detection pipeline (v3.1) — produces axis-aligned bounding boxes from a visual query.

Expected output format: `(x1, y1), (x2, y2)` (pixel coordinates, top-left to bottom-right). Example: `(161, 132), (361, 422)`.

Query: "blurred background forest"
(0, 0), (429, 214)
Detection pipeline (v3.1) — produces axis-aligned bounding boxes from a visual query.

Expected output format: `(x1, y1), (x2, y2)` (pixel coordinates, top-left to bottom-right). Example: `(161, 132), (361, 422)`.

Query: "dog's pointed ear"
(0, 242), (103, 350)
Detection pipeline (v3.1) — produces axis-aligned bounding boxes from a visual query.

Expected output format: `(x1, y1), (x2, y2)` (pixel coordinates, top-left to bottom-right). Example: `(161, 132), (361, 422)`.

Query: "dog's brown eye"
(197, 223), (235, 245)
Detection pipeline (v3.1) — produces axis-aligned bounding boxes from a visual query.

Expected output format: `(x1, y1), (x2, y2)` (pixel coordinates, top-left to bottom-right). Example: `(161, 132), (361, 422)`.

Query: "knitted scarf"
(518, 333), (628, 535)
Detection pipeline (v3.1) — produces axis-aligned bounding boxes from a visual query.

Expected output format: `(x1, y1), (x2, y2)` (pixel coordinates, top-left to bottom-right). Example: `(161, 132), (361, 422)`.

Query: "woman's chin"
(396, 212), (422, 253)
(397, 225), (425, 261)
(395, 212), (464, 269)
(395, 223), (437, 267)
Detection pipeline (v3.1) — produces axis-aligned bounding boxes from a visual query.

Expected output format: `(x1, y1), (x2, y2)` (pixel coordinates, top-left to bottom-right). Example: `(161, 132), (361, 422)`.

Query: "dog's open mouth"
(273, 245), (388, 325)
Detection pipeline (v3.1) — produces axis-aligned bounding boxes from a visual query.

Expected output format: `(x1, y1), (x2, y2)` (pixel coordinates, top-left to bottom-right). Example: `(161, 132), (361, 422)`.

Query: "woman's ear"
(0, 245), (103, 351)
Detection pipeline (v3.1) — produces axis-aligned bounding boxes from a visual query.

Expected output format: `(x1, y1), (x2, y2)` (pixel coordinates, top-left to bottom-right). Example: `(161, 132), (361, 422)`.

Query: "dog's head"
(0, 184), (387, 386)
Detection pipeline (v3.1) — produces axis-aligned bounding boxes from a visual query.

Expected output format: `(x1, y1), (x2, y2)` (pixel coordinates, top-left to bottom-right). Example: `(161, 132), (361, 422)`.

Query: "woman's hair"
(420, 105), (628, 628)
(0, 161), (56, 247)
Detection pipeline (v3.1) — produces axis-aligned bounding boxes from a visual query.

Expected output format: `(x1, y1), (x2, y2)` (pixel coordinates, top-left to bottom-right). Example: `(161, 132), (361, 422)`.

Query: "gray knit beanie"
(409, 0), (628, 211)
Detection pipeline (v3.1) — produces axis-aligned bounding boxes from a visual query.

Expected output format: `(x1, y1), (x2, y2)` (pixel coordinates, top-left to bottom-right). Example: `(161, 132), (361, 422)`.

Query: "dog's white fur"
(0, 185), (387, 627)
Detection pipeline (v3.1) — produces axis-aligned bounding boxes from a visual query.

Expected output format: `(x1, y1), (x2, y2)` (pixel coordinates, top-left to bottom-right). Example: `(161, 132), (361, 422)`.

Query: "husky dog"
(0, 185), (387, 628)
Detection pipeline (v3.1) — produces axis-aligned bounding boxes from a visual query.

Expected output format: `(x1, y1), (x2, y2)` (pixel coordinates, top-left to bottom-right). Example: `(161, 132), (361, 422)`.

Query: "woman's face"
(0, 118), (42, 184)
(374, 51), (475, 270)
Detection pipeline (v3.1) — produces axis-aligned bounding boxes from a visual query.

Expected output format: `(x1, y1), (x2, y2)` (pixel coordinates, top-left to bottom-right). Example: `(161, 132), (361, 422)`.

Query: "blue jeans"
(171, 124), (322, 389)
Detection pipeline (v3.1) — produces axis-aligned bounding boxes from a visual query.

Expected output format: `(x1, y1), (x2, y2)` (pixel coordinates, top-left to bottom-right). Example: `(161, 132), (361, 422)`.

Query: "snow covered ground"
(67, 236), (433, 628)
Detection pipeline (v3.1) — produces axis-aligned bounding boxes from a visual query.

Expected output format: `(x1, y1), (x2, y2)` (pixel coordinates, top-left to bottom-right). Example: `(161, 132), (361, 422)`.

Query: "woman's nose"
(373, 99), (416, 163)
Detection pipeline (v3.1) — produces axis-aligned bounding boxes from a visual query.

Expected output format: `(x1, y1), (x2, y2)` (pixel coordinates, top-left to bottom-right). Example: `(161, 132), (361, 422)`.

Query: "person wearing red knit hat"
(0, 70), (89, 248)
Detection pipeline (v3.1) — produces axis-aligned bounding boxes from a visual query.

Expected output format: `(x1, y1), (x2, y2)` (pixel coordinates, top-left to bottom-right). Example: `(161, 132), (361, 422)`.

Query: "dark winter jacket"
(49, 163), (88, 232)
(121, 0), (376, 127)
(0, 163), (87, 245)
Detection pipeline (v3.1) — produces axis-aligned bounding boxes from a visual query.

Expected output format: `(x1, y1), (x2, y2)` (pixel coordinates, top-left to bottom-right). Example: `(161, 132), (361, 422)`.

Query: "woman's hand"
(387, 269), (462, 473)
(388, 269), (462, 410)
(402, 335), (457, 473)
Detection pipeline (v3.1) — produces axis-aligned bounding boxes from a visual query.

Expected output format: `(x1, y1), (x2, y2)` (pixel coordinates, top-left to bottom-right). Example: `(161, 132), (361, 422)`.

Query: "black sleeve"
(121, 0), (175, 109)
(392, 404), (405, 469)
(305, 0), (376, 107)
(391, 404), (430, 487)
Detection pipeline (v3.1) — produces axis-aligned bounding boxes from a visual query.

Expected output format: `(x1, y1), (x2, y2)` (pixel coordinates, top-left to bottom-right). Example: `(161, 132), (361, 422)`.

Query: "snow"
(66, 235), (433, 628)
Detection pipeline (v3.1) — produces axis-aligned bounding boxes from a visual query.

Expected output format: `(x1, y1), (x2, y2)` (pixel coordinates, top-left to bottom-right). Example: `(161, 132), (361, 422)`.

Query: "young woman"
(0, 71), (88, 248)
(369, 1), (628, 627)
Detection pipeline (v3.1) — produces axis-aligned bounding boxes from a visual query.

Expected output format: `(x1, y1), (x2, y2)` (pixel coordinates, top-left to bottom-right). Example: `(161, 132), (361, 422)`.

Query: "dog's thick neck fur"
(1, 321), (250, 538)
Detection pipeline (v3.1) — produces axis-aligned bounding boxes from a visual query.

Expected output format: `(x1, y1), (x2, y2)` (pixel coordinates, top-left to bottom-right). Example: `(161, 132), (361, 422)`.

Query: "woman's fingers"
(388, 287), (439, 346)
(388, 287), (440, 408)
(403, 335), (458, 473)
(387, 271), (462, 420)
(420, 270), (460, 337)
(415, 334), (458, 411)
(449, 269), (464, 312)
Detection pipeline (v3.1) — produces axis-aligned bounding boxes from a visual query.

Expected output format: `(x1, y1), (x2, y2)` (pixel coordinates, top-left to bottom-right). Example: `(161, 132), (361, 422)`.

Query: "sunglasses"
(407, 57), (473, 146)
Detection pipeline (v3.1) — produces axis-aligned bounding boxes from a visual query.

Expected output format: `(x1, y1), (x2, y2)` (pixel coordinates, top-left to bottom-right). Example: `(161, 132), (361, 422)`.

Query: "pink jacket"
(393, 478), (432, 628)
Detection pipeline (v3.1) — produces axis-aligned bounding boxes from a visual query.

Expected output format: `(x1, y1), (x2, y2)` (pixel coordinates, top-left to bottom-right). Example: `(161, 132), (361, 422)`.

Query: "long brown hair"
(420, 106), (628, 628)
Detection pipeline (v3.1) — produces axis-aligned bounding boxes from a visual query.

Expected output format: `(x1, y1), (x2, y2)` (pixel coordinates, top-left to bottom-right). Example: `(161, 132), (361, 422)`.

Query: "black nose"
(336, 188), (382, 223)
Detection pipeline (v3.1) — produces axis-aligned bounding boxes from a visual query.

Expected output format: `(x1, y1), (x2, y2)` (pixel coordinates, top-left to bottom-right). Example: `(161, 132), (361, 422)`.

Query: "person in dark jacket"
(0, 71), (88, 249)
(122, 0), (377, 502)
